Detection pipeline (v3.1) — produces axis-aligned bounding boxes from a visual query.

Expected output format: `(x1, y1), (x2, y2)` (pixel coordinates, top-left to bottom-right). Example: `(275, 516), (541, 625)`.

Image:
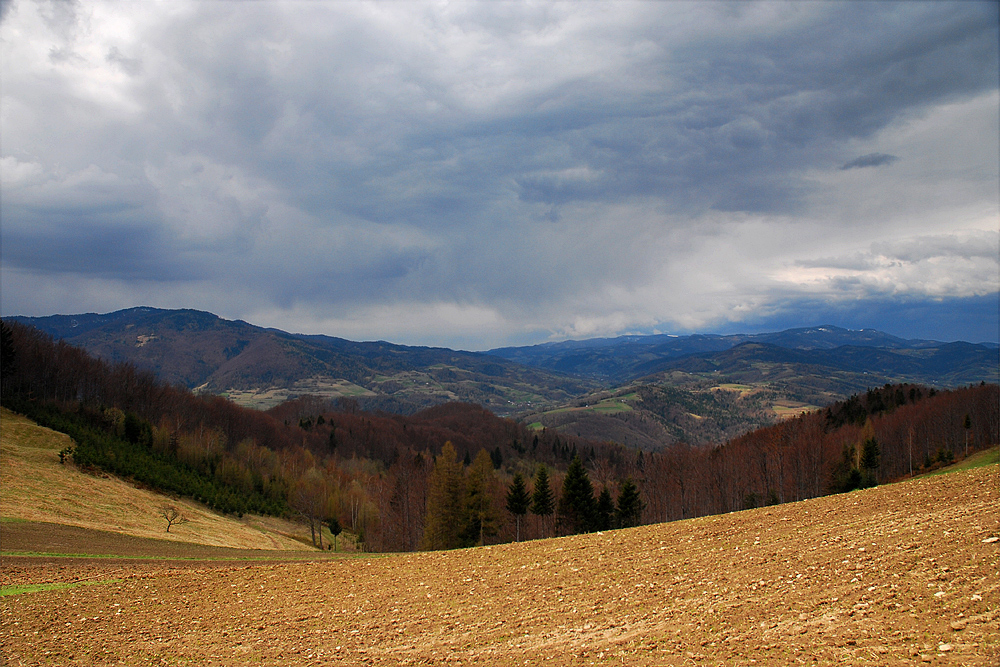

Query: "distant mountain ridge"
(7, 307), (597, 415)
(8, 309), (998, 442)
(487, 325), (996, 384)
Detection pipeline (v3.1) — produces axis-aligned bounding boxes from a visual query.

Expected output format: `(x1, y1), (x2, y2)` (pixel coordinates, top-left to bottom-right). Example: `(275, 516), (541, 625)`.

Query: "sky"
(2, 0), (998, 350)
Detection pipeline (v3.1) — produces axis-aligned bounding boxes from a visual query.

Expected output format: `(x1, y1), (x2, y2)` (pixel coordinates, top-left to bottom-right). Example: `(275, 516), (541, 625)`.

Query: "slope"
(9, 308), (597, 415)
(0, 407), (318, 551)
(2, 462), (996, 665)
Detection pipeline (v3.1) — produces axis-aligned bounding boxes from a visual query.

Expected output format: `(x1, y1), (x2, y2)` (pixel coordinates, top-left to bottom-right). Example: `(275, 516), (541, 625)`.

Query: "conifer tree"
(615, 477), (644, 528)
(506, 472), (530, 542)
(327, 516), (342, 551)
(420, 441), (465, 550)
(463, 449), (499, 546)
(595, 486), (614, 531)
(530, 464), (554, 537)
(557, 455), (595, 535)
(860, 436), (880, 487)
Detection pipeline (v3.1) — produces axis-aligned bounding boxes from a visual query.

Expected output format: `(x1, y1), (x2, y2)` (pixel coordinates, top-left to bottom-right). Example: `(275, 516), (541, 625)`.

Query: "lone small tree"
(505, 472), (530, 542)
(160, 505), (189, 533)
(327, 516), (342, 551)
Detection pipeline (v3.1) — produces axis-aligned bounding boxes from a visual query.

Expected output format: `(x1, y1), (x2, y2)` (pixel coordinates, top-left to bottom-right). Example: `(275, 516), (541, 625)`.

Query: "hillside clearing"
(0, 407), (325, 551)
(2, 463), (996, 666)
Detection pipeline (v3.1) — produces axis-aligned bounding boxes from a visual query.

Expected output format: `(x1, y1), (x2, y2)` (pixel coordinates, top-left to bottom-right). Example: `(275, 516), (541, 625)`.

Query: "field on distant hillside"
(2, 457), (996, 665)
(0, 407), (328, 551)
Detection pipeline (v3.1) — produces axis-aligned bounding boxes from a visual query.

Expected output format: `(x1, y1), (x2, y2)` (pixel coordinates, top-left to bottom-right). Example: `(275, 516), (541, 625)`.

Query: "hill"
(11, 310), (998, 446)
(2, 462), (997, 665)
(487, 324), (996, 385)
(0, 407), (327, 551)
(498, 328), (999, 447)
(3, 318), (997, 554)
(9, 307), (597, 415)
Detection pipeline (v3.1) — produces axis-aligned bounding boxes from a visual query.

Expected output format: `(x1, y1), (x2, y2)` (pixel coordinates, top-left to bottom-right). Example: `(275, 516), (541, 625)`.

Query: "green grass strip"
(0, 579), (121, 597)
(924, 447), (999, 477)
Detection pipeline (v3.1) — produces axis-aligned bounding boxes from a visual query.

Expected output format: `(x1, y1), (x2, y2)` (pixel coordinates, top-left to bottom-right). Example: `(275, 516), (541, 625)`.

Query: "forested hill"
(488, 325), (999, 387)
(8, 307), (597, 416)
(2, 319), (996, 553)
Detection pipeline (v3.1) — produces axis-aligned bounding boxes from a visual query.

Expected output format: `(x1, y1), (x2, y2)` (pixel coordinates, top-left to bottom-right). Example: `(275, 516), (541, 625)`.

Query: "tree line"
(2, 319), (997, 553)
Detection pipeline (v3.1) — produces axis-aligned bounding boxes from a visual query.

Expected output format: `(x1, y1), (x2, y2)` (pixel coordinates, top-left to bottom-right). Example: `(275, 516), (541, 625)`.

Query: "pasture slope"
(2, 456), (997, 665)
(0, 407), (334, 551)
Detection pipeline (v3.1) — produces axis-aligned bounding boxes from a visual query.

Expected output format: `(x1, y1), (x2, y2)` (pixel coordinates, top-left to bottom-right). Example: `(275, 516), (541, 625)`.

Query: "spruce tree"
(860, 436), (880, 488)
(557, 455), (595, 535)
(420, 441), (465, 550)
(615, 477), (644, 528)
(530, 465), (554, 537)
(595, 486), (614, 531)
(506, 472), (530, 542)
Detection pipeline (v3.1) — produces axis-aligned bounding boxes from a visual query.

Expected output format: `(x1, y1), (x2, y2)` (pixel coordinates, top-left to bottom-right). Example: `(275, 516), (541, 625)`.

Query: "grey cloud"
(2, 223), (203, 282)
(105, 47), (142, 76)
(796, 254), (878, 271)
(127, 1), (994, 225)
(1, 0), (997, 347)
(872, 232), (1000, 263)
(798, 232), (999, 271)
(840, 153), (900, 170)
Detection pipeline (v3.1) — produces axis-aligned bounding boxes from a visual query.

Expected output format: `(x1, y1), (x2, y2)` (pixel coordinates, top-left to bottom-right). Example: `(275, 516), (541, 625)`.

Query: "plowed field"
(3, 465), (997, 666)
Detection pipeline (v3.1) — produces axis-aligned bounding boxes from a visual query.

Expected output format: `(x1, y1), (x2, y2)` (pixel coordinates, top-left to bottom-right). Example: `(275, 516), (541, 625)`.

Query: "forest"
(2, 319), (997, 553)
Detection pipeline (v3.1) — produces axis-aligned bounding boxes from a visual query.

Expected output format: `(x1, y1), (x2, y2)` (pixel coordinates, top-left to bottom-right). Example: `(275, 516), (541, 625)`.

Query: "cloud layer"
(2, 0), (998, 348)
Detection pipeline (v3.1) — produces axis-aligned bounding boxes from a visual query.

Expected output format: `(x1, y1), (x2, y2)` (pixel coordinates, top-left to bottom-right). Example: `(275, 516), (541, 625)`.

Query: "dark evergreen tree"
(557, 455), (595, 535)
(530, 464), (554, 537)
(594, 486), (614, 531)
(327, 516), (342, 551)
(615, 477), (644, 528)
(0, 320), (15, 389)
(506, 472), (530, 542)
(860, 436), (880, 487)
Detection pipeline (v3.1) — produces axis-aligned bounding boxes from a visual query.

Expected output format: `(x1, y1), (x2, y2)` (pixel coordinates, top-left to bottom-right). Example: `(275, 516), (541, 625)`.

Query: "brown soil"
(2, 465), (998, 666)
(0, 521), (334, 561)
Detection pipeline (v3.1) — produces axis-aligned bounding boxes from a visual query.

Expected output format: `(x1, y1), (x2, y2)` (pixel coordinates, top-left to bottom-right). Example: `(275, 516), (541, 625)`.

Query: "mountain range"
(9, 307), (998, 447)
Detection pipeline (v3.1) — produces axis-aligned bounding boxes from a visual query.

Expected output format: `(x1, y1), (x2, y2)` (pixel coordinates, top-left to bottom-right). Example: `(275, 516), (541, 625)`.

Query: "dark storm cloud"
(2, 223), (202, 282)
(840, 153), (901, 170)
(732, 292), (1000, 345)
(1, 0), (997, 347)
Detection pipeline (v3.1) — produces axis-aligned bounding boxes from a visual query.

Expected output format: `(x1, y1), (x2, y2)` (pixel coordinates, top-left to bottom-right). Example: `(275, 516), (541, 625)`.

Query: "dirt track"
(3, 465), (998, 666)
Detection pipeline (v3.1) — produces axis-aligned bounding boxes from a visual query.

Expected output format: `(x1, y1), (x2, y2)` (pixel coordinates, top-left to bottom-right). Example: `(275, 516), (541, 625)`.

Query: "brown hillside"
(2, 463), (997, 666)
(0, 407), (319, 551)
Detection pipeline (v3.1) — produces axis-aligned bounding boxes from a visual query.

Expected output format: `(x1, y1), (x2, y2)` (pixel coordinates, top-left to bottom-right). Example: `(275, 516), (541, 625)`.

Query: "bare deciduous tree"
(160, 504), (189, 532)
